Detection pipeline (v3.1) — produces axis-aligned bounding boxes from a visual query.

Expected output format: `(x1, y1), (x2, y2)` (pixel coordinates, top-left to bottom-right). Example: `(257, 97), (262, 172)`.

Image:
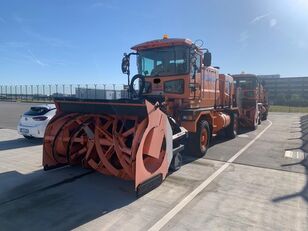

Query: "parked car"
(17, 104), (56, 139)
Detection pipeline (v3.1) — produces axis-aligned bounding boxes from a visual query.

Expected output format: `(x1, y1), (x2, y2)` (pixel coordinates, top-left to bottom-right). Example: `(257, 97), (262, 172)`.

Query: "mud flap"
(136, 174), (163, 197)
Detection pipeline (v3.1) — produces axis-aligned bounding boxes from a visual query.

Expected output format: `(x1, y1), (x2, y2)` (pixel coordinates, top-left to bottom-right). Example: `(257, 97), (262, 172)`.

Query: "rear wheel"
(261, 112), (268, 121)
(187, 120), (210, 158)
(225, 113), (238, 139)
(252, 116), (258, 130)
(258, 114), (261, 125)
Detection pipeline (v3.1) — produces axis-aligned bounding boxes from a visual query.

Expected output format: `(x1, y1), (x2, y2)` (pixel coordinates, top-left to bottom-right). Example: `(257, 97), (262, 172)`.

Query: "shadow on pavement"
(0, 166), (136, 230)
(177, 125), (253, 168)
(0, 118), (273, 230)
(272, 114), (308, 203)
(0, 138), (43, 151)
(207, 126), (252, 147)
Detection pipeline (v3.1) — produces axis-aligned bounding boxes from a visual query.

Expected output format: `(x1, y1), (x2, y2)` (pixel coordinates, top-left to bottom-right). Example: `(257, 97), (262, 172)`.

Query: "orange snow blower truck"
(43, 36), (239, 196)
(233, 73), (269, 130)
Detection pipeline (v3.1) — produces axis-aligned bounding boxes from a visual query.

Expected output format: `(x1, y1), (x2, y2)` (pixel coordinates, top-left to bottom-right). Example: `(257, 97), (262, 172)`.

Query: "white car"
(17, 104), (56, 139)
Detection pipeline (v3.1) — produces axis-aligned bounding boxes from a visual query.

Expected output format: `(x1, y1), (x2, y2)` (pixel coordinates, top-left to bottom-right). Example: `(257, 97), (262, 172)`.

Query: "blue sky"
(0, 0), (308, 84)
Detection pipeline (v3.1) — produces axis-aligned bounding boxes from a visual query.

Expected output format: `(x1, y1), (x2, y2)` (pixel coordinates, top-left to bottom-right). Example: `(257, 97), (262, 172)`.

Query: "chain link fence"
(0, 84), (129, 102)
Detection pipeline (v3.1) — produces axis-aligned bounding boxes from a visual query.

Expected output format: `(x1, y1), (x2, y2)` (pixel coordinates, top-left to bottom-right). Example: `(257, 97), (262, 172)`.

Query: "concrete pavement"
(0, 101), (42, 129)
(0, 112), (307, 230)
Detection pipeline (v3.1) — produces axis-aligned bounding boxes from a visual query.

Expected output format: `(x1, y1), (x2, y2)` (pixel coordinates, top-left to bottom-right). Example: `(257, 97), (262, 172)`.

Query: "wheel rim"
(200, 127), (208, 151)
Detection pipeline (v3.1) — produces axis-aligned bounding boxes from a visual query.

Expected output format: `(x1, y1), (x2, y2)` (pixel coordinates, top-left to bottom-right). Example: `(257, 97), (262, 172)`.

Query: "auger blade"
(43, 99), (173, 195)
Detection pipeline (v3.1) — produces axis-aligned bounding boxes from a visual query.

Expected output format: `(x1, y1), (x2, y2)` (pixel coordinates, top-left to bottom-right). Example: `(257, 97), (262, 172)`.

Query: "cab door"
(190, 52), (202, 99)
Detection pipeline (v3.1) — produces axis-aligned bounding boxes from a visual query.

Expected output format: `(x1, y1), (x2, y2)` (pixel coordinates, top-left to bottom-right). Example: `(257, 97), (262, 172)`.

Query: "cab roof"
(131, 38), (193, 51)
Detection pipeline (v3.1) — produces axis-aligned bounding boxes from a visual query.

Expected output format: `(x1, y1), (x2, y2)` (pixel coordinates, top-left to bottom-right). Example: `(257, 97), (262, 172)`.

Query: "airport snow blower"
(43, 36), (239, 196)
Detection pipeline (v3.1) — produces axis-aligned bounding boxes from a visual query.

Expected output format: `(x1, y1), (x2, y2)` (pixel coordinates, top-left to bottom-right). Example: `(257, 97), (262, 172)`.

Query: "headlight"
(164, 79), (184, 94)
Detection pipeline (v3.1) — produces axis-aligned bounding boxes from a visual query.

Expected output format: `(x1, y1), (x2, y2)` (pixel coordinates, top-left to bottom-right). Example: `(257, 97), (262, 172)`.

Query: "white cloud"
(270, 18), (277, 27)
(250, 13), (270, 24)
(23, 29), (74, 48)
(26, 49), (47, 67)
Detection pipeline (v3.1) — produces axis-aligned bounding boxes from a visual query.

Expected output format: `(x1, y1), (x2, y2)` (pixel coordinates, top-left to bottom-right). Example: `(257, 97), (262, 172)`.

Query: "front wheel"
(186, 120), (211, 158)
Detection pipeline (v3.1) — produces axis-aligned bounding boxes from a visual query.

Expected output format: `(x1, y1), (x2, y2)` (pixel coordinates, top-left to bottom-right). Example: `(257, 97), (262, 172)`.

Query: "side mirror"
(203, 51), (212, 66)
(121, 53), (130, 74)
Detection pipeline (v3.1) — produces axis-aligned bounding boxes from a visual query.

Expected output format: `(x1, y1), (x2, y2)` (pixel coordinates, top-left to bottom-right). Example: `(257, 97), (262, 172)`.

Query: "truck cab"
(233, 73), (268, 129)
(130, 37), (217, 104)
(122, 37), (238, 158)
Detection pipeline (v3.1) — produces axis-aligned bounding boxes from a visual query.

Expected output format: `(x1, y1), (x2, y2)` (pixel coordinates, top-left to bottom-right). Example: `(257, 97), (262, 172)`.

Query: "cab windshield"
(137, 46), (189, 77)
(235, 78), (257, 89)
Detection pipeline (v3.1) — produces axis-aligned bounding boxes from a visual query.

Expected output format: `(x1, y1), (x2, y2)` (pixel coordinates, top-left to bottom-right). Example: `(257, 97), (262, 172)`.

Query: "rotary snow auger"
(43, 36), (240, 195)
(43, 98), (186, 196)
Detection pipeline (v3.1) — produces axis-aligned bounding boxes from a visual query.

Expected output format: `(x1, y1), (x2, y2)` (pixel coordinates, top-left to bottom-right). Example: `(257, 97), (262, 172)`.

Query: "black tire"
(252, 118), (258, 130)
(23, 135), (34, 139)
(261, 113), (268, 121)
(225, 113), (238, 139)
(186, 120), (211, 158)
(258, 114), (261, 125)
(169, 152), (182, 172)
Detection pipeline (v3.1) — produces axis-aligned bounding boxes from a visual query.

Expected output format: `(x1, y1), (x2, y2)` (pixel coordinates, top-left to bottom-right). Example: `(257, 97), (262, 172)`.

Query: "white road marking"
(284, 150), (305, 160)
(238, 134), (249, 138)
(148, 120), (273, 231)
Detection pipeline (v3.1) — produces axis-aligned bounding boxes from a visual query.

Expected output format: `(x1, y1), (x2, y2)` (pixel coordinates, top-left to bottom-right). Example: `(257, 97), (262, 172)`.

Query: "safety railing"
(0, 84), (129, 102)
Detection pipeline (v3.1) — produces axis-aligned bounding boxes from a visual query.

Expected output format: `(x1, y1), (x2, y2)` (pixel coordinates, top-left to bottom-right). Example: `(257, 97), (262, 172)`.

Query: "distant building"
(257, 75), (308, 105)
(257, 74), (280, 79)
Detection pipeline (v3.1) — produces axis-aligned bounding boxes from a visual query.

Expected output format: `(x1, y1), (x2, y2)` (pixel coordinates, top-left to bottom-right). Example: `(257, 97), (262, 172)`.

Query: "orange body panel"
(43, 100), (172, 190)
(143, 66), (220, 109)
(180, 110), (230, 134)
(199, 67), (220, 108)
(132, 38), (193, 50)
(212, 112), (231, 134)
(219, 74), (234, 107)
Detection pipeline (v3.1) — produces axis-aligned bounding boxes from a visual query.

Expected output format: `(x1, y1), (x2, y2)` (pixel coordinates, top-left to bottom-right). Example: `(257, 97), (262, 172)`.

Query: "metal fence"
(0, 84), (129, 102)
